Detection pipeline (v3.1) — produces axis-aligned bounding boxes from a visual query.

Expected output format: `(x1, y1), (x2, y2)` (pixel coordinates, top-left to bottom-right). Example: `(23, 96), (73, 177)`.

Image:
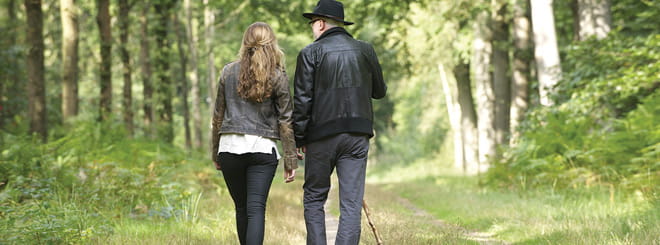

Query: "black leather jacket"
(211, 61), (298, 170)
(293, 27), (386, 147)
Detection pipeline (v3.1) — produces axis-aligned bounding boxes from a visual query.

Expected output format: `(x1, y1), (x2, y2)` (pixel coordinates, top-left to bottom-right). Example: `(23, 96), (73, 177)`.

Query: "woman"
(210, 22), (298, 245)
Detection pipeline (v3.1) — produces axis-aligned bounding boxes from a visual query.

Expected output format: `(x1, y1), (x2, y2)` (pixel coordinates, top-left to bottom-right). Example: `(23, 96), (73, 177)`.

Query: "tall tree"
(2, 0), (19, 128)
(473, 11), (495, 171)
(454, 62), (479, 174)
(154, 0), (175, 142)
(439, 64), (464, 172)
(577, 0), (611, 40)
(185, 0), (203, 148)
(492, 2), (511, 147)
(60, 0), (79, 121)
(96, 0), (112, 120)
(25, 0), (47, 141)
(571, 0), (580, 41)
(174, 17), (192, 150)
(531, 0), (562, 106)
(511, 0), (532, 143)
(139, 1), (154, 137)
(118, 0), (133, 135)
(204, 0), (216, 118)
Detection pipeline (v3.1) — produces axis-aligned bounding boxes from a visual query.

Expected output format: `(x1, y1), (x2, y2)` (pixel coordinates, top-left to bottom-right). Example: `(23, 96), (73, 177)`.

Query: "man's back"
(293, 27), (386, 147)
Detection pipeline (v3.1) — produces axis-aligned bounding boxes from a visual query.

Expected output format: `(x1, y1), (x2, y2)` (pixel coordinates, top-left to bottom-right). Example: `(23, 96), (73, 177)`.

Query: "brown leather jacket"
(211, 61), (298, 171)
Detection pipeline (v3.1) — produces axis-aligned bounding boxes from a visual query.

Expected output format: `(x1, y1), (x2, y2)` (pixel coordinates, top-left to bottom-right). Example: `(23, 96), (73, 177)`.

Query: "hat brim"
(303, 13), (354, 25)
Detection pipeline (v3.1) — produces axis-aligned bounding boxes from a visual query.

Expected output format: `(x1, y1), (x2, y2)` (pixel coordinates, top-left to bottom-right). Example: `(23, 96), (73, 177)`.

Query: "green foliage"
(612, 0), (660, 36)
(487, 34), (660, 197)
(0, 121), (218, 243)
(556, 34), (660, 117)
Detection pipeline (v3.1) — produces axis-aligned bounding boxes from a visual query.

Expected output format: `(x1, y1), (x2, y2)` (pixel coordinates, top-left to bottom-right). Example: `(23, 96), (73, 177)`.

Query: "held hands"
(296, 146), (306, 160)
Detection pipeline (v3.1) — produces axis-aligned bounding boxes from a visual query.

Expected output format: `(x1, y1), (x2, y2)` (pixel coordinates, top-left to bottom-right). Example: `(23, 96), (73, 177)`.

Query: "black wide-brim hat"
(303, 0), (354, 25)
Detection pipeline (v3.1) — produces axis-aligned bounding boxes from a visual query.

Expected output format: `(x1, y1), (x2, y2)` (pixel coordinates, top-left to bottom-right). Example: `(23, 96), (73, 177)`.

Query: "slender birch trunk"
(204, 0), (216, 120)
(439, 64), (464, 171)
(531, 0), (562, 106)
(473, 11), (495, 172)
(185, 0), (203, 149)
(454, 62), (479, 174)
(61, 0), (79, 121)
(511, 0), (532, 144)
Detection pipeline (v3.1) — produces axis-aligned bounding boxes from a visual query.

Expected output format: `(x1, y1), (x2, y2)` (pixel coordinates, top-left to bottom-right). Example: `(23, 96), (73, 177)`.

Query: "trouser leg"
(304, 138), (336, 245)
(244, 153), (278, 245)
(335, 134), (369, 245)
(219, 153), (248, 245)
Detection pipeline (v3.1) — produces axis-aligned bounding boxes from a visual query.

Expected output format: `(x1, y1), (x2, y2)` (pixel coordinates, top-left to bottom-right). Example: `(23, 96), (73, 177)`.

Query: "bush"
(487, 34), (659, 198)
(0, 121), (211, 243)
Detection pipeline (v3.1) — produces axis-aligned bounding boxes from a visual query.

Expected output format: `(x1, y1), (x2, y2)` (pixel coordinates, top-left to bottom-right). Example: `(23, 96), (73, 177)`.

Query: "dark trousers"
(219, 150), (278, 245)
(304, 133), (369, 245)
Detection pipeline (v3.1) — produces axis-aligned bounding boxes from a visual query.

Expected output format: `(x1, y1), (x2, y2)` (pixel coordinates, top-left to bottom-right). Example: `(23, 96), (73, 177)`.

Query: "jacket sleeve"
(368, 45), (387, 99)
(274, 69), (298, 171)
(211, 66), (227, 163)
(293, 49), (315, 147)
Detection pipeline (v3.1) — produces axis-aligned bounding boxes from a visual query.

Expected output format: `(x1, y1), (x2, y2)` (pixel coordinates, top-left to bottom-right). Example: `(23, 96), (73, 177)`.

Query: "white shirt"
(218, 133), (281, 160)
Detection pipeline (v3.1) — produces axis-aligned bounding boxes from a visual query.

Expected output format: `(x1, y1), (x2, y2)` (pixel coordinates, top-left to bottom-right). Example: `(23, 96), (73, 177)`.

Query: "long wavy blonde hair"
(237, 22), (285, 103)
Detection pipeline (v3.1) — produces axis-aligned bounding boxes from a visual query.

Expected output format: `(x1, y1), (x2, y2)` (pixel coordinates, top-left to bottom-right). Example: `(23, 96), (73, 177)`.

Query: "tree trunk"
(185, 0), (203, 149)
(592, 0), (611, 39)
(577, 0), (611, 40)
(571, 0), (580, 41)
(204, 0), (216, 119)
(511, 0), (532, 144)
(439, 64), (464, 172)
(531, 0), (562, 106)
(154, 0), (174, 142)
(492, 3), (511, 147)
(25, 0), (47, 141)
(60, 0), (78, 121)
(472, 11), (495, 172)
(2, 0), (19, 128)
(175, 16), (192, 150)
(119, 0), (133, 136)
(96, 0), (112, 121)
(139, 1), (154, 137)
(454, 62), (479, 174)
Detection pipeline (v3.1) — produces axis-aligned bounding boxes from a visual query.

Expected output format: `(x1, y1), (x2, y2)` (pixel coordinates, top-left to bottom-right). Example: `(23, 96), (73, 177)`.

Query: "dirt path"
(360, 184), (511, 245)
(392, 194), (509, 245)
(265, 171), (509, 244)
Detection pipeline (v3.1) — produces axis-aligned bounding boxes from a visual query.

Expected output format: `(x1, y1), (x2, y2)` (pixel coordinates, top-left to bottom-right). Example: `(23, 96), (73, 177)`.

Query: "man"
(293, 0), (387, 244)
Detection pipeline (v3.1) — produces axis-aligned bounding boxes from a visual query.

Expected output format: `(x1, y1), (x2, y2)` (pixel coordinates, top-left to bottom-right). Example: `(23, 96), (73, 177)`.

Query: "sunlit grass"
(368, 155), (660, 244)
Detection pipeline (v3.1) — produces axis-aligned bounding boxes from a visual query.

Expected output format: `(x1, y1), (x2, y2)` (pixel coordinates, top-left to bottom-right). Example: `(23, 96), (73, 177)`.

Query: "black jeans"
(219, 150), (278, 245)
(303, 133), (369, 245)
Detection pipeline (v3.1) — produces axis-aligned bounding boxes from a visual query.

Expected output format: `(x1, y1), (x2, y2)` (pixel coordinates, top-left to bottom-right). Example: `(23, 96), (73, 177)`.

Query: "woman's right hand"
(214, 161), (222, 171)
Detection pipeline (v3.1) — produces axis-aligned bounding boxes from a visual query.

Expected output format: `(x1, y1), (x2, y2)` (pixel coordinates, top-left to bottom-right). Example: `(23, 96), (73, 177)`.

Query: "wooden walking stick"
(362, 199), (383, 245)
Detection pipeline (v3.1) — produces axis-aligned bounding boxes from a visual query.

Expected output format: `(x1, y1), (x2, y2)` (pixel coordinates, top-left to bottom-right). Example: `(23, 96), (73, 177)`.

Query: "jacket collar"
(315, 27), (353, 42)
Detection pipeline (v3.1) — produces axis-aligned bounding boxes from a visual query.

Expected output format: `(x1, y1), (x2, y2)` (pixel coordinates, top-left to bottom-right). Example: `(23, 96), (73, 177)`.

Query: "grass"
(93, 164), (308, 245)
(367, 152), (660, 244)
(3, 123), (658, 244)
